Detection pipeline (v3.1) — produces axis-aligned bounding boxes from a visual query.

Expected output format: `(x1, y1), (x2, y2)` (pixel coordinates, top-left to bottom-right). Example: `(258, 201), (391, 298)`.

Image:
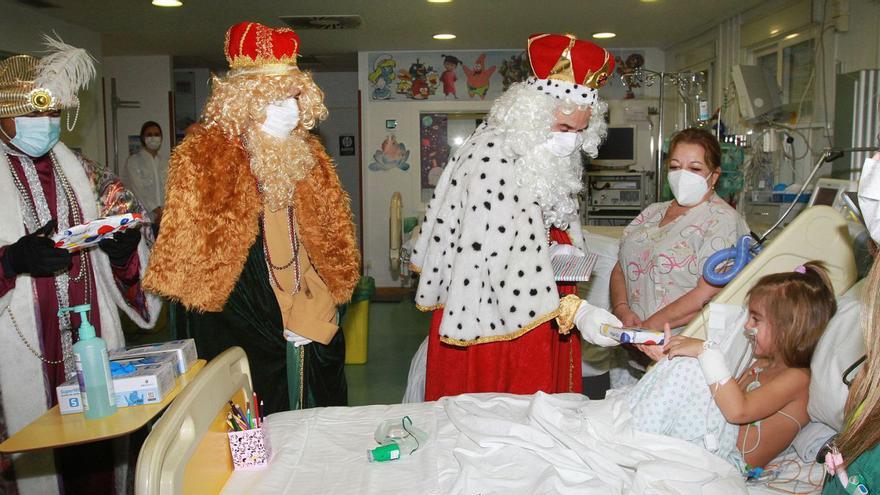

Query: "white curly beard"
(516, 146), (584, 231)
(487, 83), (608, 230)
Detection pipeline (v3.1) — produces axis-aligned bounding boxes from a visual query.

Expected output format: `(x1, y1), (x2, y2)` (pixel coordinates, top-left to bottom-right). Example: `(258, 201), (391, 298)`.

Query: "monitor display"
(731, 64), (783, 123)
(812, 187), (839, 207)
(592, 126), (635, 166)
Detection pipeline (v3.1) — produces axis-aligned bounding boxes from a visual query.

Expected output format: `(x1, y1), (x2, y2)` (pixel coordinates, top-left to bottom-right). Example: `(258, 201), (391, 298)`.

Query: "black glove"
(1, 219), (72, 278)
(99, 227), (141, 266)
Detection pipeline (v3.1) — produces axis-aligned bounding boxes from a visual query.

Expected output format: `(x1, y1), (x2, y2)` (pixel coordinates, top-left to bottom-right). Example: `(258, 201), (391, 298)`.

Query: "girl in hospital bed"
(661, 262), (836, 470)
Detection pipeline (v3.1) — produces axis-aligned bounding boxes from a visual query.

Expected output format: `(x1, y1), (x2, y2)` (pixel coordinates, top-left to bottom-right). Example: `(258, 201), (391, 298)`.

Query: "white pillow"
(808, 279), (866, 431)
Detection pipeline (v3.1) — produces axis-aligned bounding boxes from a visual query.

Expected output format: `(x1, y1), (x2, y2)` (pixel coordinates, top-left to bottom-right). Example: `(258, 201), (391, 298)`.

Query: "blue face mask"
(11, 116), (61, 157)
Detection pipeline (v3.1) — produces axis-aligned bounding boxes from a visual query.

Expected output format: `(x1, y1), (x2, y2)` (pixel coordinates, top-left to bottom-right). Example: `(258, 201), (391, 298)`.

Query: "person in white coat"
(122, 120), (168, 226)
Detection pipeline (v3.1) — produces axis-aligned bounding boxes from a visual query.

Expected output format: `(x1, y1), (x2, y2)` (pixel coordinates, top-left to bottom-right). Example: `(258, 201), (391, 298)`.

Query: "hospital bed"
(135, 206), (861, 494)
(680, 205), (858, 340)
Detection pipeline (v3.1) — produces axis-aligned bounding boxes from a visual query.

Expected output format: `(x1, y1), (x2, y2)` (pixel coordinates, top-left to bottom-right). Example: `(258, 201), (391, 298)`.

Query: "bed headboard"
(135, 346), (252, 495)
(681, 205), (858, 339)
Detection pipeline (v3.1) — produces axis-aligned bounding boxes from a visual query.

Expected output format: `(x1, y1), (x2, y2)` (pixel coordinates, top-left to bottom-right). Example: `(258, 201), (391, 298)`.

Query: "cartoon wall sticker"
(366, 51), (528, 102)
(369, 135), (412, 171)
(396, 59), (439, 100)
(440, 55), (461, 99)
(369, 54), (397, 100)
(499, 52), (530, 91)
(463, 53), (496, 100)
(615, 52), (646, 99)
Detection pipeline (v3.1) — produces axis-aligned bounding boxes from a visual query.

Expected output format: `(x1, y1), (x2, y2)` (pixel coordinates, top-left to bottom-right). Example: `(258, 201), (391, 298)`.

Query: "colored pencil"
(229, 400), (248, 426)
(253, 393), (261, 428)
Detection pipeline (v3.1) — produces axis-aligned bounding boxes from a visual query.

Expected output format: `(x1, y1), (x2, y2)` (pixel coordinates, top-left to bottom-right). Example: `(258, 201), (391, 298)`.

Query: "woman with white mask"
(608, 128), (750, 379)
(122, 121), (168, 226)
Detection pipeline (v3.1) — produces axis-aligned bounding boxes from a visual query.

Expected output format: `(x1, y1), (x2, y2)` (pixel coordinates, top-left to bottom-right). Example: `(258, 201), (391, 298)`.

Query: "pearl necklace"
(262, 205), (301, 293)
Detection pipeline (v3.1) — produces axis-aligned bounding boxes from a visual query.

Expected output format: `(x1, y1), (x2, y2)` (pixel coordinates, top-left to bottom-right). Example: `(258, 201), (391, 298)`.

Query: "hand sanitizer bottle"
(59, 304), (117, 419)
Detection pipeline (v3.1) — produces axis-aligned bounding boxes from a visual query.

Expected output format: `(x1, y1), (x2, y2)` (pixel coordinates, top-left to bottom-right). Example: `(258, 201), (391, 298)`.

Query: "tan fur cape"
(143, 124), (360, 312)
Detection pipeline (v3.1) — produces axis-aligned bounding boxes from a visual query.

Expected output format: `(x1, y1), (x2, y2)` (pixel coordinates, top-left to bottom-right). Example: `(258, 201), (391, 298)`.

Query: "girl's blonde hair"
(838, 258), (880, 466)
(746, 261), (837, 368)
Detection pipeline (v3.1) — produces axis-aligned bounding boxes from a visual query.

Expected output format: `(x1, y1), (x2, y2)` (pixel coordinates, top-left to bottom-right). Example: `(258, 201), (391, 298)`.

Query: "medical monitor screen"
(812, 187), (838, 207)
(593, 127), (635, 164)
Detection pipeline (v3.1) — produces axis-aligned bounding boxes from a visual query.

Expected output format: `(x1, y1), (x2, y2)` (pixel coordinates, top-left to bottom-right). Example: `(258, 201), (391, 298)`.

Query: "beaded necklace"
(1, 146), (92, 375)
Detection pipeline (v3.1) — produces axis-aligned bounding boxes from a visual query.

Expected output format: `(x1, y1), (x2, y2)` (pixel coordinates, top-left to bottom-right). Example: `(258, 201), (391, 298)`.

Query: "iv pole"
(621, 68), (707, 201)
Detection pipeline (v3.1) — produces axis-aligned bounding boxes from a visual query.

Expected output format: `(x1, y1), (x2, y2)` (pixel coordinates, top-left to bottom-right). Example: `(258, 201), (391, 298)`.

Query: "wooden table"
(0, 359), (206, 453)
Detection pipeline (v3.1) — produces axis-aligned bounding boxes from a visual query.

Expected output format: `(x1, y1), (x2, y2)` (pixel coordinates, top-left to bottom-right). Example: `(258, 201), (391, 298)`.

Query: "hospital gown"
(627, 357), (745, 471)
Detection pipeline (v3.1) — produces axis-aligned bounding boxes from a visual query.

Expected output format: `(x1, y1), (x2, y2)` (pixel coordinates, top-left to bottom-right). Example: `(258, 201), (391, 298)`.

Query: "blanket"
(226, 391), (747, 494)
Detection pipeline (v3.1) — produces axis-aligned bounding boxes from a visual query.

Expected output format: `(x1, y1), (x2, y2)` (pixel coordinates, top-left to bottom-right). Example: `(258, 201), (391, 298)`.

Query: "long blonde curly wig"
(201, 69), (330, 210)
(202, 69), (328, 137)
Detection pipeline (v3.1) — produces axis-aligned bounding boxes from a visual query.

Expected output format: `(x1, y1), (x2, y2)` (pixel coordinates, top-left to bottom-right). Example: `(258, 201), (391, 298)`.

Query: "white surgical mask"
(668, 169), (710, 206)
(545, 131), (583, 157)
(261, 98), (300, 139)
(858, 155), (880, 243)
(144, 136), (162, 151)
(10, 116), (61, 157)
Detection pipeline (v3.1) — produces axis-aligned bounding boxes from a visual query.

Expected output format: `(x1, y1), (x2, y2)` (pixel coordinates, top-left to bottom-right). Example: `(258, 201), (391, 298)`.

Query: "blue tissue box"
(109, 339), (197, 374)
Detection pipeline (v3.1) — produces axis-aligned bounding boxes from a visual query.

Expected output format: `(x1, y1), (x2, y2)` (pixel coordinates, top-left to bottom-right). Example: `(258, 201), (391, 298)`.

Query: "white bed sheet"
(222, 392), (750, 495)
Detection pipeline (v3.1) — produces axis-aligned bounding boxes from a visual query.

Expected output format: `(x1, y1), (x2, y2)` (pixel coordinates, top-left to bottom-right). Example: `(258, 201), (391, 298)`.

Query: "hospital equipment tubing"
(703, 147), (877, 286)
(758, 147), (877, 244)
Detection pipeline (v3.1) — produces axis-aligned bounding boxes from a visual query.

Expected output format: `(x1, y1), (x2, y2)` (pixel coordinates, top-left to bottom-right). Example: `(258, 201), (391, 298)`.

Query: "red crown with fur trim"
(224, 22), (300, 69)
(527, 33), (613, 89)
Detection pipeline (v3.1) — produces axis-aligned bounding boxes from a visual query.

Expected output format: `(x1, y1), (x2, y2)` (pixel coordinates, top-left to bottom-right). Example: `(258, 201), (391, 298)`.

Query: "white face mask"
(668, 169), (710, 206)
(545, 131), (584, 157)
(144, 136), (162, 151)
(858, 156), (880, 243)
(261, 98), (300, 139)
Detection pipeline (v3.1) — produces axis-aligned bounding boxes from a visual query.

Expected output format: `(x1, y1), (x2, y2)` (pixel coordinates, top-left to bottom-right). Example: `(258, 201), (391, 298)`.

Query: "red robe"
(425, 228), (581, 400)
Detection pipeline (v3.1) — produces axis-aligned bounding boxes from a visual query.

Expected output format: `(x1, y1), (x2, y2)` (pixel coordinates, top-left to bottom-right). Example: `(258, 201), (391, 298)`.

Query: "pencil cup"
(227, 427), (270, 470)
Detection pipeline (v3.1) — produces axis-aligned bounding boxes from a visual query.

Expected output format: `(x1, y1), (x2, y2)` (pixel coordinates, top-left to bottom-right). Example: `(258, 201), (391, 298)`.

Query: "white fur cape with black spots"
(410, 123), (585, 346)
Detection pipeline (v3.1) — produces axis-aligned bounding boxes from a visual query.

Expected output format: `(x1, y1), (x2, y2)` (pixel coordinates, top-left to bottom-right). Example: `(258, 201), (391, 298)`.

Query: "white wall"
(0, 2), (104, 162)
(311, 72), (363, 251)
(103, 56), (173, 176)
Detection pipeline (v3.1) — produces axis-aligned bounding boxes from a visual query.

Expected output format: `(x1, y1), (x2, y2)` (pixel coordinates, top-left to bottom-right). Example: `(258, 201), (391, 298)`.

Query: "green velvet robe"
(170, 233), (347, 414)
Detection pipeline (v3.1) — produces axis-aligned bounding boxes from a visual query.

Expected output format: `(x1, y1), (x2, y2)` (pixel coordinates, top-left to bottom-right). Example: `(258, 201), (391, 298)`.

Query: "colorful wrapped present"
(52, 213), (144, 252)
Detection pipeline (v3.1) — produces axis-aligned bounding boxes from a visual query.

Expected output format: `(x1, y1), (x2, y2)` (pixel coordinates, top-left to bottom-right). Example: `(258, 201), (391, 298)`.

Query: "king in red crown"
(145, 22), (360, 414)
(409, 33), (620, 400)
(224, 21), (300, 70)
